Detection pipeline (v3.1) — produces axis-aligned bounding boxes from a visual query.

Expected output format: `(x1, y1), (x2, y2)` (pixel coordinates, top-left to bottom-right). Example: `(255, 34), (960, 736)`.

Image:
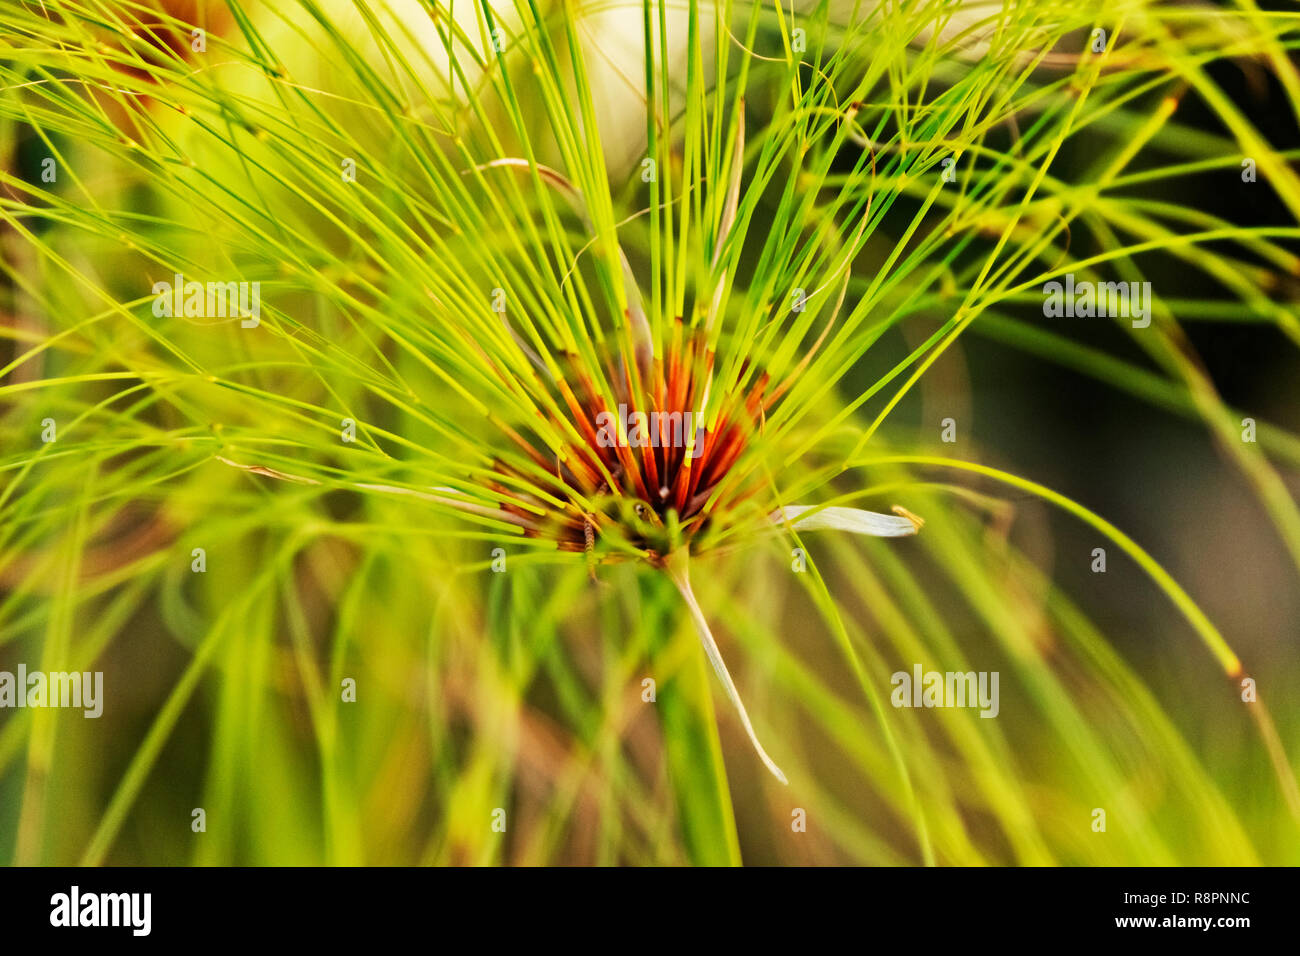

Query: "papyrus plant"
(1, 0), (1298, 864)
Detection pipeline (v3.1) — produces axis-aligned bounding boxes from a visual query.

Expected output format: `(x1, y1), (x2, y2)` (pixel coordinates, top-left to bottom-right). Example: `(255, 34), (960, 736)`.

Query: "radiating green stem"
(644, 573), (743, 866)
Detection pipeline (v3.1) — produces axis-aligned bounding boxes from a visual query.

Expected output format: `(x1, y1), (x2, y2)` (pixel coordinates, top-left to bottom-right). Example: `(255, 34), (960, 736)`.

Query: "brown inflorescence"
(488, 324), (769, 557)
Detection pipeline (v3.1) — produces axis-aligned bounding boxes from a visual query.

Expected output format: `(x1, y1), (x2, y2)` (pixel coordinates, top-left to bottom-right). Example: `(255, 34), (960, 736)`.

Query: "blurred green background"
(1, 0), (1298, 865)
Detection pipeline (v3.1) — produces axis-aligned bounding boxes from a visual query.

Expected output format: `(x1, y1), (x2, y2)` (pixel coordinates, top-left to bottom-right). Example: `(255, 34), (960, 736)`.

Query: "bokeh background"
(1, 0), (1297, 865)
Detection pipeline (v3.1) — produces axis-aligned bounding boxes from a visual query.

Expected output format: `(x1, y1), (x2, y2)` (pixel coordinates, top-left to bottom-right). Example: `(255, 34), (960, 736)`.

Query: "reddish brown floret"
(490, 324), (770, 553)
